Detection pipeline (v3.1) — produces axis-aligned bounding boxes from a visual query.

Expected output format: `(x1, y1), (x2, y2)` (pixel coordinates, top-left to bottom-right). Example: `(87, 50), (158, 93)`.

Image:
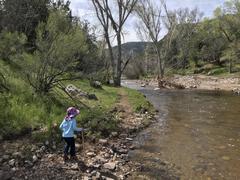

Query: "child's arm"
(72, 119), (83, 132)
(59, 120), (65, 130)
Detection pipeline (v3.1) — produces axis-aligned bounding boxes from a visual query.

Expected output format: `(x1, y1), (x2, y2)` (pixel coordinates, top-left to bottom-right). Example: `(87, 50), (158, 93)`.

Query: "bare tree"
(91, 0), (138, 86)
(135, 0), (163, 86)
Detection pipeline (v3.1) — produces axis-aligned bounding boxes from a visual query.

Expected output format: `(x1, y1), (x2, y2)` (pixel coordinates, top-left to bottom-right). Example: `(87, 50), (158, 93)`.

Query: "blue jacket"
(59, 118), (82, 137)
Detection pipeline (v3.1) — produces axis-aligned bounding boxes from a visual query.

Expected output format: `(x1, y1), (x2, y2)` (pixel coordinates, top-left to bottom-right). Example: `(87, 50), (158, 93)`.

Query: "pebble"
(33, 155), (38, 163)
(99, 139), (108, 144)
(87, 152), (96, 157)
(12, 152), (23, 158)
(126, 138), (133, 141)
(8, 159), (15, 166)
(103, 162), (116, 170)
(3, 154), (10, 161)
(111, 132), (118, 137)
(71, 163), (78, 170)
(222, 156), (230, 161)
(45, 140), (49, 146)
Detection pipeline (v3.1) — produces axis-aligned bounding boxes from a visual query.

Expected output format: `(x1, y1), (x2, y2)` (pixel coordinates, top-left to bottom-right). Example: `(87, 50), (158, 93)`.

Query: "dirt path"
(0, 90), (154, 180)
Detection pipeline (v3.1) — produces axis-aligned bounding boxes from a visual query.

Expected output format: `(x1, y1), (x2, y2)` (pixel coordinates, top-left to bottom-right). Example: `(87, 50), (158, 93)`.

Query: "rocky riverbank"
(0, 90), (156, 180)
(141, 75), (240, 93)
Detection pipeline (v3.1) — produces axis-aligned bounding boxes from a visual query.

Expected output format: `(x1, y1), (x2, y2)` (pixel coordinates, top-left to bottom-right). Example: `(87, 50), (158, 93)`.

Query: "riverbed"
(123, 80), (240, 180)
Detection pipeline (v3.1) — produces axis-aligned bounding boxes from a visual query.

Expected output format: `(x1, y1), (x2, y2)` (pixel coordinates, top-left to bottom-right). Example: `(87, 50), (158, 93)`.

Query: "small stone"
(24, 160), (33, 167)
(52, 145), (56, 150)
(3, 154), (10, 161)
(75, 143), (81, 148)
(154, 88), (160, 91)
(129, 145), (136, 150)
(8, 159), (15, 166)
(119, 134), (128, 139)
(32, 155), (38, 163)
(111, 132), (118, 137)
(12, 152), (23, 159)
(40, 146), (46, 152)
(93, 164), (101, 169)
(83, 176), (89, 180)
(11, 167), (17, 171)
(96, 172), (101, 178)
(103, 162), (116, 170)
(71, 163), (78, 170)
(222, 156), (230, 161)
(99, 139), (108, 144)
(45, 140), (49, 146)
(126, 138), (133, 141)
(87, 152), (96, 157)
(117, 148), (128, 154)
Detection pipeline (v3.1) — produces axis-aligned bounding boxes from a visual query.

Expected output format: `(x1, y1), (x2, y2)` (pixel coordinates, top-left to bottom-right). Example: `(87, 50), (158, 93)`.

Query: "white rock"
(111, 132), (118, 137)
(99, 139), (108, 144)
(8, 159), (15, 166)
(71, 163), (78, 170)
(32, 155), (38, 162)
(45, 140), (49, 146)
(126, 138), (133, 141)
(87, 152), (96, 157)
(103, 162), (116, 170)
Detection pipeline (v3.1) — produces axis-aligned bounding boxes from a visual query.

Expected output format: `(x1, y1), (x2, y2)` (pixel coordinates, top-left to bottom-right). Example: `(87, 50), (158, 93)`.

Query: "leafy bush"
(0, 31), (26, 61)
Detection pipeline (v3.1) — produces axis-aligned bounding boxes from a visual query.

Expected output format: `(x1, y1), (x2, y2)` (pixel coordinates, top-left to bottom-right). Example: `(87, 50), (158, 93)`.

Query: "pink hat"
(65, 107), (80, 120)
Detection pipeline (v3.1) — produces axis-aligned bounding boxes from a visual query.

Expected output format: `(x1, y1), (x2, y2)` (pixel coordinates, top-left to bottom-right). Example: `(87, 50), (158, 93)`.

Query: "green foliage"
(79, 108), (118, 137)
(0, 31), (26, 61)
(0, 0), (50, 48)
(20, 10), (88, 94)
(124, 87), (154, 113)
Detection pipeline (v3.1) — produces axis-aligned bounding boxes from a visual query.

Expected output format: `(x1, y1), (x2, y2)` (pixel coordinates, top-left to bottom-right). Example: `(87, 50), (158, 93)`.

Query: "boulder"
(90, 81), (102, 89)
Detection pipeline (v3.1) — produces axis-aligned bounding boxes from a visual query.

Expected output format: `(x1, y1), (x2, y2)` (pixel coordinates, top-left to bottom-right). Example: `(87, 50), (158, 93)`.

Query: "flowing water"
(123, 81), (240, 180)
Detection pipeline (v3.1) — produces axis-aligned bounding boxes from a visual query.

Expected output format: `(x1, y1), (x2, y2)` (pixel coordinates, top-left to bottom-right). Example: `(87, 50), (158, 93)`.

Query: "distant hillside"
(114, 41), (152, 55)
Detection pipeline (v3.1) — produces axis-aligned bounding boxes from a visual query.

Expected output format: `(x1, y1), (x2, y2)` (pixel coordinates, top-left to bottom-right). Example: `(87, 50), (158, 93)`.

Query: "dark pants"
(63, 137), (75, 156)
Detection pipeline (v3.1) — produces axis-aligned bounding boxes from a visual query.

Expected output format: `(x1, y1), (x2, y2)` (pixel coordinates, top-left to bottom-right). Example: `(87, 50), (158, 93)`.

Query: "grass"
(0, 60), (153, 140)
(124, 87), (154, 113)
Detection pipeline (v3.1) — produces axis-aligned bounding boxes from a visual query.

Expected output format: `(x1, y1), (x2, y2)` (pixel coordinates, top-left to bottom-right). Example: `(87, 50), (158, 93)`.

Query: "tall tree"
(0, 0), (50, 50)
(21, 10), (88, 94)
(135, 0), (163, 83)
(135, 0), (178, 86)
(214, 0), (240, 73)
(91, 0), (138, 86)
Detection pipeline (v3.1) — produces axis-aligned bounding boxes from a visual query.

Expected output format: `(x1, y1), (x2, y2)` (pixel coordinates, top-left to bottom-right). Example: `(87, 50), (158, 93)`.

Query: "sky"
(69, 0), (226, 44)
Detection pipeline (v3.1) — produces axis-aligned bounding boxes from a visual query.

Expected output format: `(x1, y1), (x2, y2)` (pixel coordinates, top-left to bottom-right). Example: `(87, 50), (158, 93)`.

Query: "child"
(59, 107), (83, 161)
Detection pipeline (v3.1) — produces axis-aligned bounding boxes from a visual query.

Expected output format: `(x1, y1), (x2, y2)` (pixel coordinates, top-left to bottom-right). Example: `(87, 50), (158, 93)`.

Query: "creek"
(123, 80), (240, 179)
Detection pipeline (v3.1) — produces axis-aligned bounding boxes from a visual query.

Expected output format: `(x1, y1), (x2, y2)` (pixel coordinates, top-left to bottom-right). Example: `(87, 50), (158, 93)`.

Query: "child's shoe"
(70, 155), (78, 161)
(63, 155), (68, 161)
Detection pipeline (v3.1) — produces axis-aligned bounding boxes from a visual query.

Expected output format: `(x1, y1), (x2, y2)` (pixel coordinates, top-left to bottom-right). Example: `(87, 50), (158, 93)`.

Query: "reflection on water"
(123, 81), (240, 180)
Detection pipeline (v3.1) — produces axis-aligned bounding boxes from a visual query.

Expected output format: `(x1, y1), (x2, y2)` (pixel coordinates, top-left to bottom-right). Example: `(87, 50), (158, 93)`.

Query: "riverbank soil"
(144, 75), (240, 92)
(0, 89), (155, 180)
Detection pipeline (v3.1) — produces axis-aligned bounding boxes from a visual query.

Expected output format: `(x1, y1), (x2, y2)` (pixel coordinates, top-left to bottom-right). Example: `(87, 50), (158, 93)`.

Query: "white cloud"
(69, 0), (225, 44)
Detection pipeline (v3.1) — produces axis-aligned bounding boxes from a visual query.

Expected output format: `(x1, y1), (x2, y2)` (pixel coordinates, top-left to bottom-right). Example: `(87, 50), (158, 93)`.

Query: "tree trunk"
(229, 59), (233, 74)
(105, 33), (116, 84)
(114, 32), (122, 87)
(155, 45), (164, 87)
